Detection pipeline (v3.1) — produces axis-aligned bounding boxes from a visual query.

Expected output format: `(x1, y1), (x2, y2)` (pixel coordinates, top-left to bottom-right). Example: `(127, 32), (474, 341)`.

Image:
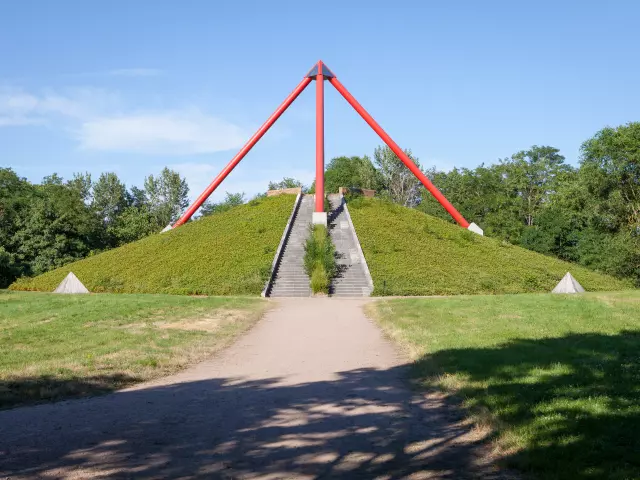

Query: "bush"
(310, 264), (329, 294)
(303, 225), (336, 294)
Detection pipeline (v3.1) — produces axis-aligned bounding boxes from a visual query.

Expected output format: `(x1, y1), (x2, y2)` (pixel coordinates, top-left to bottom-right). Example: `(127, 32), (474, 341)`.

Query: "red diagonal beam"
(329, 77), (470, 228)
(172, 76), (313, 227)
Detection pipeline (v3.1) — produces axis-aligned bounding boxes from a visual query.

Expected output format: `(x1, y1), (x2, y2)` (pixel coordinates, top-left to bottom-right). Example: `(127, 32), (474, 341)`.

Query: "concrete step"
(326, 194), (372, 298)
(266, 195), (314, 297)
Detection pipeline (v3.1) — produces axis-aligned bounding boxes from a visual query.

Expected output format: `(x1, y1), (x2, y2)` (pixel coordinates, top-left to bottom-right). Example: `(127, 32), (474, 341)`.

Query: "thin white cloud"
(107, 68), (162, 77)
(78, 110), (248, 155)
(0, 116), (44, 127)
(0, 87), (248, 155)
(0, 87), (120, 123)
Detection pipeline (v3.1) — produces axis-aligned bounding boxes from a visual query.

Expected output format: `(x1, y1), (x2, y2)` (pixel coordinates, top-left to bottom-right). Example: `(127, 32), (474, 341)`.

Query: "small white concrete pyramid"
(552, 272), (585, 294)
(53, 272), (90, 294)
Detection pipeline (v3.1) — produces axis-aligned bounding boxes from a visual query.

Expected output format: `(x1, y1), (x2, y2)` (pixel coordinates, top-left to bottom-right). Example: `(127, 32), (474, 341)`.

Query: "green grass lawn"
(348, 197), (631, 295)
(0, 291), (267, 409)
(368, 291), (640, 480)
(10, 194), (295, 295)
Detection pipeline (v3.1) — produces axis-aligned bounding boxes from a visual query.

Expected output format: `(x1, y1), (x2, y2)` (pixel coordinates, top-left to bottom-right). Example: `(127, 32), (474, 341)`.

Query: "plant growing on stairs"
(303, 225), (336, 295)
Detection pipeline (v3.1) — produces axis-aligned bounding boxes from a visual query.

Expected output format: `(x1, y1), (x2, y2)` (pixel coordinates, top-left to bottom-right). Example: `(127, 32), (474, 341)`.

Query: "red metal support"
(172, 76), (313, 227)
(329, 77), (470, 228)
(315, 64), (325, 213)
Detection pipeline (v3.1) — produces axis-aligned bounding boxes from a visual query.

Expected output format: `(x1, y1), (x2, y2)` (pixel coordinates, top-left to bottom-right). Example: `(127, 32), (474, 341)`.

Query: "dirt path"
(0, 298), (504, 479)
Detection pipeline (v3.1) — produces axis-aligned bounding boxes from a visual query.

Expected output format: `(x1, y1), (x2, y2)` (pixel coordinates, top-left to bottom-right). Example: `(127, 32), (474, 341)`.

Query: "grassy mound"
(10, 195), (295, 295)
(348, 197), (631, 295)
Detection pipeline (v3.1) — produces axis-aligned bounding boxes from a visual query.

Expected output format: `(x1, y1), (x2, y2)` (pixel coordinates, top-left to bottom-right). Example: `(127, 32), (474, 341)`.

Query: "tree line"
(0, 167), (191, 287)
(1, 121), (638, 288)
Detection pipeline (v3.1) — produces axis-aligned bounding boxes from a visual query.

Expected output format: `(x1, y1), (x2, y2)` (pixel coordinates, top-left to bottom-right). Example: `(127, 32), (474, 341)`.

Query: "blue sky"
(2, 1), (639, 201)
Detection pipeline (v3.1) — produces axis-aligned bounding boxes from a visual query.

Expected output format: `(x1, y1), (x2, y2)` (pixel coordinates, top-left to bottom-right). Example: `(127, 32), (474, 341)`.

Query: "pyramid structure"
(552, 272), (585, 294)
(53, 272), (90, 294)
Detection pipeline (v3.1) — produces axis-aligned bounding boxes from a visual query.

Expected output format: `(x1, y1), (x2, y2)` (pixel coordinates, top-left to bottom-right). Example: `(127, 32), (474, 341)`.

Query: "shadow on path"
(0, 366), (504, 479)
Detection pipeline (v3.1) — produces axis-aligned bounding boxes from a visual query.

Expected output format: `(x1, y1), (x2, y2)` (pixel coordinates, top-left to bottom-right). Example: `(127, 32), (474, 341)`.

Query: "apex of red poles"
(171, 61), (475, 233)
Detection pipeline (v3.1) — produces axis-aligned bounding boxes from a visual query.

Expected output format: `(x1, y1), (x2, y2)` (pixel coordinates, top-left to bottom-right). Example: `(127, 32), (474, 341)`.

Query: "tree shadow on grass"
(413, 331), (640, 480)
(0, 366), (508, 479)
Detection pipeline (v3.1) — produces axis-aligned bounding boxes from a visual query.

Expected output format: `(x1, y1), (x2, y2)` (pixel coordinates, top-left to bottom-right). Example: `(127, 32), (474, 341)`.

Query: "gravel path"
(0, 298), (505, 479)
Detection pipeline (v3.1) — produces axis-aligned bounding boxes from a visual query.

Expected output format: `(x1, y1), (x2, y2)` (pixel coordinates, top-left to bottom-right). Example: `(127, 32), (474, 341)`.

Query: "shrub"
(310, 264), (329, 294)
(303, 224), (336, 294)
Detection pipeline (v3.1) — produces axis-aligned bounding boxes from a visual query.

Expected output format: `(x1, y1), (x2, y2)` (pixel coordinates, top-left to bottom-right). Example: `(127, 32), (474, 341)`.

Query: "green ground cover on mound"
(347, 197), (631, 295)
(368, 292), (640, 479)
(10, 195), (294, 295)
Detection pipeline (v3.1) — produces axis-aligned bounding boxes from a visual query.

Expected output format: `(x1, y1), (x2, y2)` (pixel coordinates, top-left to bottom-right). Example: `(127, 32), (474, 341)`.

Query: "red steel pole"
(315, 66), (325, 213)
(173, 76), (313, 227)
(329, 77), (470, 228)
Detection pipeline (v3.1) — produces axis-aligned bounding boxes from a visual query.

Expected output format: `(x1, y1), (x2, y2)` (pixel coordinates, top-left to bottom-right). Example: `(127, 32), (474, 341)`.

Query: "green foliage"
(322, 155), (382, 193)
(416, 138), (640, 285)
(200, 192), (246, 216)
(418, 146), (570, 241)
(580, 122), (640, 229)
(370, 292), (640, 480)
(10, 195), (295, 296)
(374, 145), (423, 206)
(144, 167), (190, 227)
(0, 291), (265, 408)
(348, 197), (630, 295)
(0, 247), (21, 288)
(107, 205), (159, 245)
(303, 225), (336, 294)
(13, 181), (102, 276)
(0, 167), (193, 287)
(310, 264), (329, 294)
(268, 177), (303, 191)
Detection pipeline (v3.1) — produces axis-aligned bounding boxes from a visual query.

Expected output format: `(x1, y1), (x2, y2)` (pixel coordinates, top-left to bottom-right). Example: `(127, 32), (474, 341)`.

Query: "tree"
(12, 181), (101, 276)
(108, 205), (158, 245)
(92, 172), (129, 227)
(0, 169), (34, 286)
(200, 192), (246, 216)
(323, 155), (381, 193)
(144, 167), (189, 227)
(418, 164), (523, 241)
(268, 177), (303, 191)
(374, 145), (423, 207)
(0, 246), (21, 288)
(41, 173), (64, 186)
(67, 172), (92, 203)
(127, 186), (148, 209)
(500, 146), (570, 227)
(579, 122), (640, 230)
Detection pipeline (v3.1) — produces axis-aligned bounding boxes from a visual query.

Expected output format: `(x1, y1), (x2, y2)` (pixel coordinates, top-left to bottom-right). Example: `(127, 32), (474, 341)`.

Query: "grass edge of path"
(1, 292), (272, 410)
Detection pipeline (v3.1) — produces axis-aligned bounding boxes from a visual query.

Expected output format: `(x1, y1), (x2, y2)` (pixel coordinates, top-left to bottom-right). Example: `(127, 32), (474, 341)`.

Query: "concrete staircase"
(268, 195), (314, 297)
(327, 194), (374, 297)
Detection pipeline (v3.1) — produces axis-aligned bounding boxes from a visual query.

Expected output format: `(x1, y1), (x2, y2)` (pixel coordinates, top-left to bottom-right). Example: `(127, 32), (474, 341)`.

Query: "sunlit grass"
(0, 291), (267, 409)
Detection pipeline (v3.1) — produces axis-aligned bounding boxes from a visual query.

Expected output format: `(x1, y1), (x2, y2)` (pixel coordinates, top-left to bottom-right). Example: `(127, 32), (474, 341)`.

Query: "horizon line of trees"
(2, 121), (638, 288)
